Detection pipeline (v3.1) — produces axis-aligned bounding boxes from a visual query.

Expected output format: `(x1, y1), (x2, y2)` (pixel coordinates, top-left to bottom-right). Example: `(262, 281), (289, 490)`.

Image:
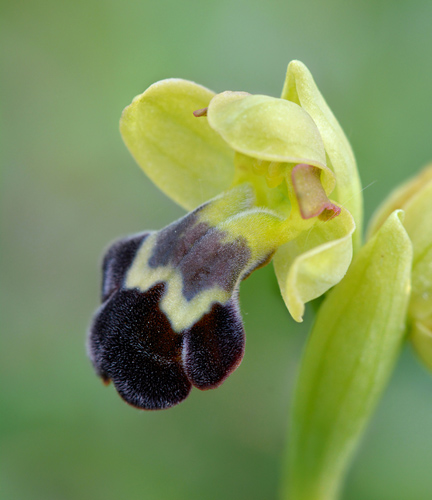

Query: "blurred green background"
(2, 0), (432, 499)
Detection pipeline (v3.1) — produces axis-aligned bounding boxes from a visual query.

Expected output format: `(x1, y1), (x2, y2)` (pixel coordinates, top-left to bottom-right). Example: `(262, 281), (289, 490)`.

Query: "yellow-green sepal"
(285, 210), (412, 500)
(273, 206), (355, 322)
(282, 61), (363, 252)
(120, 79), (234, 210)
(207, 91), (335, 195)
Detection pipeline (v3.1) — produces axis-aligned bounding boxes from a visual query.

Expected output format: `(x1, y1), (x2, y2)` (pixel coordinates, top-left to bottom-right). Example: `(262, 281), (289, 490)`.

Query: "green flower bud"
(368, 164), (432, 370)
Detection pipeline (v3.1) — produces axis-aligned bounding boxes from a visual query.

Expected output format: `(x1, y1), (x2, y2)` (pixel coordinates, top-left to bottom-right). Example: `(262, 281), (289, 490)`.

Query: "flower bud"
(368, 164), (432, 369)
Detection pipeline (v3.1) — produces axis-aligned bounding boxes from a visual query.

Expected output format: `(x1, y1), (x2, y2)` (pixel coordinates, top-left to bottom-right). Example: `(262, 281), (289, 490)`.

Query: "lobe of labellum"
(183, 297), (245, 389)
(292, 164), (341, 220)
(89, 284), (192, 410)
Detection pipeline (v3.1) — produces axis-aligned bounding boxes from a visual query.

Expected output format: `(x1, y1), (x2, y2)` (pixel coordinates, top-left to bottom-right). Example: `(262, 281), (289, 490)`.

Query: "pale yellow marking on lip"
(160, 274), (230, 332)
(126, 234), (231, 332)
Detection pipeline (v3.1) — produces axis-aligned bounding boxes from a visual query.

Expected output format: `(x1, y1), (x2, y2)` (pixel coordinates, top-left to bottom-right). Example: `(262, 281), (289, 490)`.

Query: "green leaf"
(282, 61), (363, 252)
(285, 210), (412, 500)
(120, 79), (234, 210)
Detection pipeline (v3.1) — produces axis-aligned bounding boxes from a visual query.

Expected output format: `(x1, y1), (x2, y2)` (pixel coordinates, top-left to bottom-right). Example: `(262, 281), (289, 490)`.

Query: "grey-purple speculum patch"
(149, 211), (251, 300)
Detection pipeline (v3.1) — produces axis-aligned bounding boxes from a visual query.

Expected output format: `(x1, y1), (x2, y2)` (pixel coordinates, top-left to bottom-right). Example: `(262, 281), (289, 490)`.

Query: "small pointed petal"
(120, 79), (234, 210)
(273, 207), (355, 322)
(183, 298), (245, 389)
(207, 91), (336, 196)
(282, 61), (363, 251)
(286, 210), (412, 500)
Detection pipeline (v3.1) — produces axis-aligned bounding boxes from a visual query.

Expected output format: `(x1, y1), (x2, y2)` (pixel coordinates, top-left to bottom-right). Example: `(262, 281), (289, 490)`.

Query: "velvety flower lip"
(89, 61), (361, 409)
(89, 186), (282, 410)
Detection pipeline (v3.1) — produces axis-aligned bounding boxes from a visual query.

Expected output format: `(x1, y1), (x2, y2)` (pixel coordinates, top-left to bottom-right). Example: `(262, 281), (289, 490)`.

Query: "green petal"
(273, 207), (355, 322)
(282, 61), (363, 251)
(207, 91), (335, 195)
(120, 79), (234, 210)
(285, 210), (412, 500)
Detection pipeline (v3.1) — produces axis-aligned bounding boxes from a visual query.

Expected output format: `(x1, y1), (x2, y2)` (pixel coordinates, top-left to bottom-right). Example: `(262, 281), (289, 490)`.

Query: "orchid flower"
(88, 61), (361, 410)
